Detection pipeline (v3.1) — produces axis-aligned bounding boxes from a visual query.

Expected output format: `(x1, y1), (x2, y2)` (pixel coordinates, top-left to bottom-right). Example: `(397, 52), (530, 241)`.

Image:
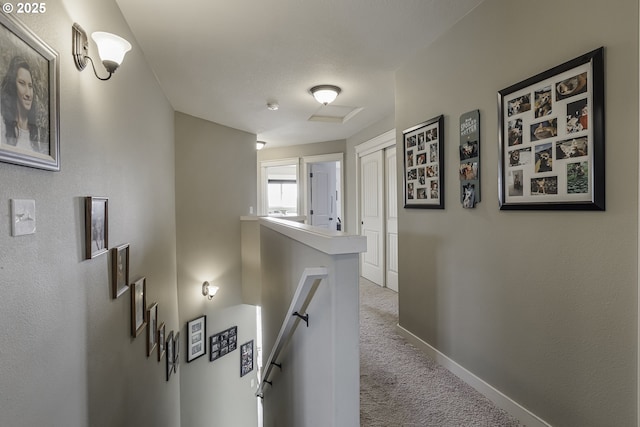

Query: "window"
(260, 162), (298, 216)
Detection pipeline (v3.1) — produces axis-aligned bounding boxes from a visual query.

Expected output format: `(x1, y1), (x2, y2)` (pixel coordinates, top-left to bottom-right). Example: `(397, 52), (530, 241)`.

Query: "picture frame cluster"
(84, 196), (179, 381)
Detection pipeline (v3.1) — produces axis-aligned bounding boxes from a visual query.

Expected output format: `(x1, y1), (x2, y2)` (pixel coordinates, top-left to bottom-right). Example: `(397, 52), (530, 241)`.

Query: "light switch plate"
(11, 199), (36, 236)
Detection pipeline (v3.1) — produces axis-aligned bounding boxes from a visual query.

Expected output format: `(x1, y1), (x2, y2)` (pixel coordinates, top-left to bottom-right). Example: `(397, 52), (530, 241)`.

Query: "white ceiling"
(115, 0), (483, 148)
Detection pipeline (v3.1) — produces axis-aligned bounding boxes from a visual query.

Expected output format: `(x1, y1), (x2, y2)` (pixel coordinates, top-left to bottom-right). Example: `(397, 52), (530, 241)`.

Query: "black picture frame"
(498, 47), (604, 210)
(403, 115), (445, 208)
(186, 315), (206, 362)
(240, 340), (254, 377)
(210, 326), (238, 362)
(0, 12), (60, 171)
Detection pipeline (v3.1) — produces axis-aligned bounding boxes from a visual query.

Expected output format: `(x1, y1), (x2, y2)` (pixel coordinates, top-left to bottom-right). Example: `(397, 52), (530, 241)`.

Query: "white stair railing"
(256, 266), (328, 398)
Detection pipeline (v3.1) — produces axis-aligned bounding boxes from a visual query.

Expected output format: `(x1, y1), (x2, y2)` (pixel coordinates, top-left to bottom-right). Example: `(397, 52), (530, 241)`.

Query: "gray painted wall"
(0, 1), (180, 426)
(174, 112), (259, 427)
(395, 0), (638, 425)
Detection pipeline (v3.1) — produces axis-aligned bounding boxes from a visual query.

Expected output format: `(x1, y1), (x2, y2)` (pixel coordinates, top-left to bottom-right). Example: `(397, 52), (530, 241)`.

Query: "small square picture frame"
(111, 244), (129, 299)
(85, 196), (108, 259)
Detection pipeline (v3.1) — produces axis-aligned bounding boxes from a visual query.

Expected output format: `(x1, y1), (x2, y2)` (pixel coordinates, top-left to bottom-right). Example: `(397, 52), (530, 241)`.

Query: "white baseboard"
(397, 324), (552, 427)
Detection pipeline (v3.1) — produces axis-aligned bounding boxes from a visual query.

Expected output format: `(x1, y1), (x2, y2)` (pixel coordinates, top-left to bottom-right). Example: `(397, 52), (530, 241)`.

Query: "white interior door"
(361, 150), (384, 286)
(385, 147), (399, 292)
(309, 162), (336, 229)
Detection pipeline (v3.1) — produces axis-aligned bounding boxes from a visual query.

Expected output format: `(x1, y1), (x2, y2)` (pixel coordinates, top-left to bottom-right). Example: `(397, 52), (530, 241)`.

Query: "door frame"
(302, 153), (344, 228)
(355, 129), (396, 283)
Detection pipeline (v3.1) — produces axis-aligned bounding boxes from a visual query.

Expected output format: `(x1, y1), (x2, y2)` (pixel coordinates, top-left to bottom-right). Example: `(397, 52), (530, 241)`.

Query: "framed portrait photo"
(111, 244), (129, 299)
(146, 302), (158, 357)
(403, 115), (445, 208)
(85, 197), (108, 259)
(0, 12), (60, 170)
(130, 277), (147, 338)
(186, 315), (206, 362)
(498, 47), (604, 210)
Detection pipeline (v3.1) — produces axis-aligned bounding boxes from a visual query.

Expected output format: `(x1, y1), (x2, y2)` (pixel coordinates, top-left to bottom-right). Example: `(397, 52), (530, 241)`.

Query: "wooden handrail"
(256, 266), (328, 397)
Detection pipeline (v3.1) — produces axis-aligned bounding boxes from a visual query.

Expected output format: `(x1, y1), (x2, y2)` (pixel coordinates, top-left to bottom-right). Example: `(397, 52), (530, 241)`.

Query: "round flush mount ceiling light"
(266, 102), (279, 111)
(256, 141), (266, 150)
(310, 85), (341, 105)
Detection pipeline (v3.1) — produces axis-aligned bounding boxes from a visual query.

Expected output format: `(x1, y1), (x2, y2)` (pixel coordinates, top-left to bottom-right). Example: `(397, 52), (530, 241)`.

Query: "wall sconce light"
(256, 141), (266, 150)
(310, 85), (341, 105)
(72, 23), (131, 81)
(202, 281), (219, 300)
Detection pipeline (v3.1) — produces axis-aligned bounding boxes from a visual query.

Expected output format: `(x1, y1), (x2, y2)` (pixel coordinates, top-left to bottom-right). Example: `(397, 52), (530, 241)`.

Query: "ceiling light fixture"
(256, 141), (266, 150)
(310, 85), (341, 105)
(72, 23), (131, 81)
(266, 102), (279, 111)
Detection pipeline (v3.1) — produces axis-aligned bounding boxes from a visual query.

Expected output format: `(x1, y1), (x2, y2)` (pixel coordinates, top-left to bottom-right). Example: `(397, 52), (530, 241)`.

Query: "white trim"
(259, 217), (366, 255)
(355, 129), (396, 157)
(397, 325), (552, 427)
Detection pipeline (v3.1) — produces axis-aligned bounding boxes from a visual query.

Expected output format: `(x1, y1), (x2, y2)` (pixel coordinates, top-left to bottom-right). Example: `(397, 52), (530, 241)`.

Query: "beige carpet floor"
(359, 278), (523, 427)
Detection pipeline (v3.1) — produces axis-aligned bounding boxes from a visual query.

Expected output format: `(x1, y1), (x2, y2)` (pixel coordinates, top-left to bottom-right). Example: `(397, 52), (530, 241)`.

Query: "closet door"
(360, 150), (384, 286)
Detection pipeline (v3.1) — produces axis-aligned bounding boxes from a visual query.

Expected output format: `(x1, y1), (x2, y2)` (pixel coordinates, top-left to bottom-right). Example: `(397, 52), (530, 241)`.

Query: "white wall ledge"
(257, 216), (366, 255)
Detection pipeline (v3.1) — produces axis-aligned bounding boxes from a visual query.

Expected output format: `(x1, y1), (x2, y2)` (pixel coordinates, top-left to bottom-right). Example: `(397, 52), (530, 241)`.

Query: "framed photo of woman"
(0, 12), (59, 170)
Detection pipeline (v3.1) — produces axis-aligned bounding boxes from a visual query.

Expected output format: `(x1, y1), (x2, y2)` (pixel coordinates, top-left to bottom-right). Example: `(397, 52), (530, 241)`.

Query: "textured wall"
(174, 112), (259, 427)
(395, 0), (638, 425)
(0, 1), (180, 426)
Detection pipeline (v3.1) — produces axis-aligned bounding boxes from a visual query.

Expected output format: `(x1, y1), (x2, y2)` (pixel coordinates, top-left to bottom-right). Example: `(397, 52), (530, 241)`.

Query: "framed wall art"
(0, 12), (60, 171)
(111, 244), (129, 299)
(498, 47), (604, 210)
(240, 340), (254, 377)
(186, 315), (206, 362)
(173, 331), (180, 373)
(403, 115), (444, 208)
(85, 196), (108, 259)
(166, 330), (174, 381)
(130, 277), (147, 337)
(210, 326), (238, 362)
(157, 322), (166, 362)
(146, 302), (158, 357)
(459, 110), (480, 208)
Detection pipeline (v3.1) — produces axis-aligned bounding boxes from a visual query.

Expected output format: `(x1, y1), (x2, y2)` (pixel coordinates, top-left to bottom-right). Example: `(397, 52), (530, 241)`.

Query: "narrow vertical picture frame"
(157, 322), (166, 362)
(402, 115), (445, 208)
(173, 332), (180, 374)
(186, 315), (206, 362)
(240, 340), (254, 377)
(111, 244), (130, 299)
(130, 277), (147, 337)
(166, 330), (174, 381)
(498, 47), (604, 210)
(147, 303), (158, 357)
(85, 196), (108, 259)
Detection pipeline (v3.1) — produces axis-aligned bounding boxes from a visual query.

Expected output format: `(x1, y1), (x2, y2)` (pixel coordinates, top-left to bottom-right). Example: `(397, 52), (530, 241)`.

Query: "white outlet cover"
(11, 199), (36, 236)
